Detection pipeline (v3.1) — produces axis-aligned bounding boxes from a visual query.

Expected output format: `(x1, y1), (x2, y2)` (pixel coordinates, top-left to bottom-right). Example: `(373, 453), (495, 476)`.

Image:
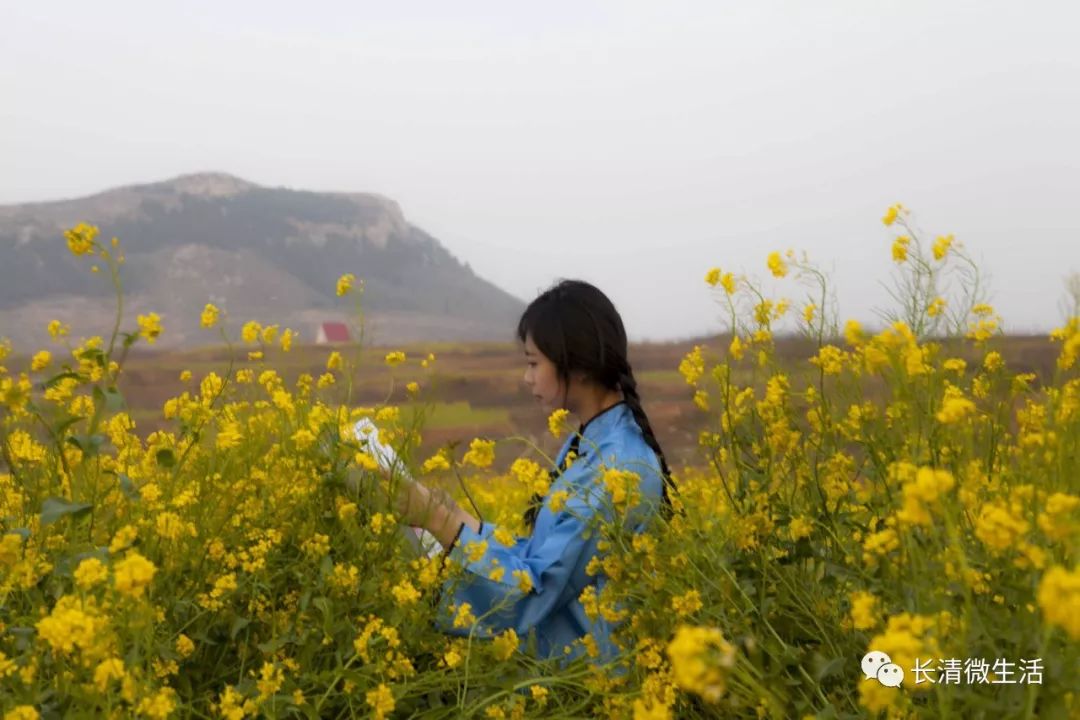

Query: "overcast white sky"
(2, 1), (1078, 342)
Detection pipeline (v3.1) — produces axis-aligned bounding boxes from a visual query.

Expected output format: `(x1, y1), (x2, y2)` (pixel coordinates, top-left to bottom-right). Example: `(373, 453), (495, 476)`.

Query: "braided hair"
(517, 279), (680, 532)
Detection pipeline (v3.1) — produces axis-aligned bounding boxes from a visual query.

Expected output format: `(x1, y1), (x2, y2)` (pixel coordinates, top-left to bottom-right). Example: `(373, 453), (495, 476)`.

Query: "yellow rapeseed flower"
(30, 351), (51, 372)
(176, 634), (195, 658)
(678, 346), (705, 386)
(93, 657), (127, 692)
(766, 251), (788, 278)
(1038, 493), (1080, 542)
(512, 569), (534, 594)
(602, 467), (641, 508)
(882, 203), (903, 226)
(728, 335), (744, 361)
(64, 222), (99, 256)
(547, 408), (570, 438)
(136, 687), (177, 719)
(421, 453), (451, 474)
(671, 589), (703, 618)
(844, 320), (865, 347)
(113, 551), (157, 598)
(936, 384), (976, 424)
(666, 625), (736, 703)
(366, 683), (395, 720)
(109, 525), (137, 553)
(465, 540), (489, 564)
(47, 320), (70, 339)
(462, 438), (495, 468)
(441, 646), (464, 668)
(391, 578), (421, 605)
(891, 236), (910, 263)
(137, 313), (163, 344)
(530, 685), (550, 708)
(849, 591), (878, 630)
(241, 320), (261, 344)
(452, 602), (477, 629)
(492, 628), (519, 660)
(73, 557), (109, 590)
(4, 707), (41, 720)
(932, 234), (954, 260)
(974, 501), (1029, 553)
(704, 267), (721, 286)
(789, 515), (814, 540)
(1037, 565), (1080, 640)
(494, 527), (516, 547)
(200, 303), (220, 329)
(384, 351), (406, 367)
(983, 351), (1004, 372)
(337, 273), (356, 297)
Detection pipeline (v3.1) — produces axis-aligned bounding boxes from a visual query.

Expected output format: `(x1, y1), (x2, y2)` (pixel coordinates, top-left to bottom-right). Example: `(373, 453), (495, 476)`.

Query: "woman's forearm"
(426, 500), (482, 549)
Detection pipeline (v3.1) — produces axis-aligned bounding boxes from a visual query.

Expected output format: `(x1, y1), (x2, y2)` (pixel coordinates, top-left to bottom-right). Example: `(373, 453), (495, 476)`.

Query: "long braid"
(618, 367), (681, 522)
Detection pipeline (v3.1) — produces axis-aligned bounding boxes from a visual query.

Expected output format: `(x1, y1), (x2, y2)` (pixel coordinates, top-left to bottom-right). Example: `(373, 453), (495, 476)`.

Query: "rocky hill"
(0, 173), (526, 349)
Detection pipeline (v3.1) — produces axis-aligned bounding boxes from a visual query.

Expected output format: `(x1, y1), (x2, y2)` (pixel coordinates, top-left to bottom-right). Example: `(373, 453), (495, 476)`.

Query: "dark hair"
(516, 279), (680, 532)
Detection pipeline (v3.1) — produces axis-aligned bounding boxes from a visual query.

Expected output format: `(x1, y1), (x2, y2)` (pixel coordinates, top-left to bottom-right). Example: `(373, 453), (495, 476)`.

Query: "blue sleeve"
(433, 482), (604, 639)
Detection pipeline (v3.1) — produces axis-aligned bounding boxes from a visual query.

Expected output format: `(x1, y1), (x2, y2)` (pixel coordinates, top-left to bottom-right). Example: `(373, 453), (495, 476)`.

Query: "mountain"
(0, 173), (527, 350)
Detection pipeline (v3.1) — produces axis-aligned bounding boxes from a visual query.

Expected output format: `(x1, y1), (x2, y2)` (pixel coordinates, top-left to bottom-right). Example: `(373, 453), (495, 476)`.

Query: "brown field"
(7, 332), (1063, 473)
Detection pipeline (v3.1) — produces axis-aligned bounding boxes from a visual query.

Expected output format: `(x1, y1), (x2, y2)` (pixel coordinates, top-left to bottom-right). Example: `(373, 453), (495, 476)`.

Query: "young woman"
(395, 279), (679, 668)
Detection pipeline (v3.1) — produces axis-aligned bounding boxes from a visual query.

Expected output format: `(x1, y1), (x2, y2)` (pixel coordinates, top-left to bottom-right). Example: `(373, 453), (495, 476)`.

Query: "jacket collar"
(561, 400), (631, 463)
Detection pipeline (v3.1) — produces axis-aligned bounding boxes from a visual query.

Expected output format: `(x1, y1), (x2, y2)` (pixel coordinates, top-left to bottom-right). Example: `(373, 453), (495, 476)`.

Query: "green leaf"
(43, 371), (84, 389)
(312, 596), (332, 621)
(66, 433), (105, 457)
(812, 655), (846, 682)
(55, 547), (109, 578)
(8, 626), (35, 652)
(256, 634), (291, 655)
(53, 414), (84, 436)
(118, 473), (141, 501)
(155, 448), (176, 468)
(229, 616), (251, 640)
(90, 386), (108, 429)
(40, 497), (93, 526)
(78, 347), (106, 367)
(103, 387), (125, 412)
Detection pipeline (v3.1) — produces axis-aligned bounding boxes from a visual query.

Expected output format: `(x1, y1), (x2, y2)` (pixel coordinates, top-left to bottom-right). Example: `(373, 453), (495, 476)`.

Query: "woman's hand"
(394, 479), (440, 527)
(394, 480), (482, 547)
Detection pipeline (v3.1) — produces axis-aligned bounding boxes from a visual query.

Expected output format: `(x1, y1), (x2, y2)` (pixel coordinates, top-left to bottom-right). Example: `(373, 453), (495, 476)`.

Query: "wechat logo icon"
(862, 651), (905, 687)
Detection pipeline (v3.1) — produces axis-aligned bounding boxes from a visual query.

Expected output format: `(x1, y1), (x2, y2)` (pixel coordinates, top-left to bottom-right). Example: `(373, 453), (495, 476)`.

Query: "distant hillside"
(0, 173), (527, 349)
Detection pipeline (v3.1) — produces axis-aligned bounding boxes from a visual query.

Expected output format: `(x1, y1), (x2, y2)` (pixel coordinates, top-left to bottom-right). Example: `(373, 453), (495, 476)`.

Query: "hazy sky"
(3, 1), (1078, 342)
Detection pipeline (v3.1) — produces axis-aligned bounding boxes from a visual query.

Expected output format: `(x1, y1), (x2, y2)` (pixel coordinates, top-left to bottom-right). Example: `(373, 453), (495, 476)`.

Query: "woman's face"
(522, 333), (566, 411)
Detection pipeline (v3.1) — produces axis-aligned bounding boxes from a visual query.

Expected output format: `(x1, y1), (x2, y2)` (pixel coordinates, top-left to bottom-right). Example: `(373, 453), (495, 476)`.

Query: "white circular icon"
(877, 662), (905, 687)
(861, 650), (892, 680)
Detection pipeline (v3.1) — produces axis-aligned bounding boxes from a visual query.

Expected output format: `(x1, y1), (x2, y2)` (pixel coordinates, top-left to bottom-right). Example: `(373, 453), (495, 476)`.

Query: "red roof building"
(316, 322), (351, 344)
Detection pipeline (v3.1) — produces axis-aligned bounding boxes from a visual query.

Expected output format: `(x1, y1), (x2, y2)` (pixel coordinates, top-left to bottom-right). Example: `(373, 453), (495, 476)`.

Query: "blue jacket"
(432, 401), (665, 670)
